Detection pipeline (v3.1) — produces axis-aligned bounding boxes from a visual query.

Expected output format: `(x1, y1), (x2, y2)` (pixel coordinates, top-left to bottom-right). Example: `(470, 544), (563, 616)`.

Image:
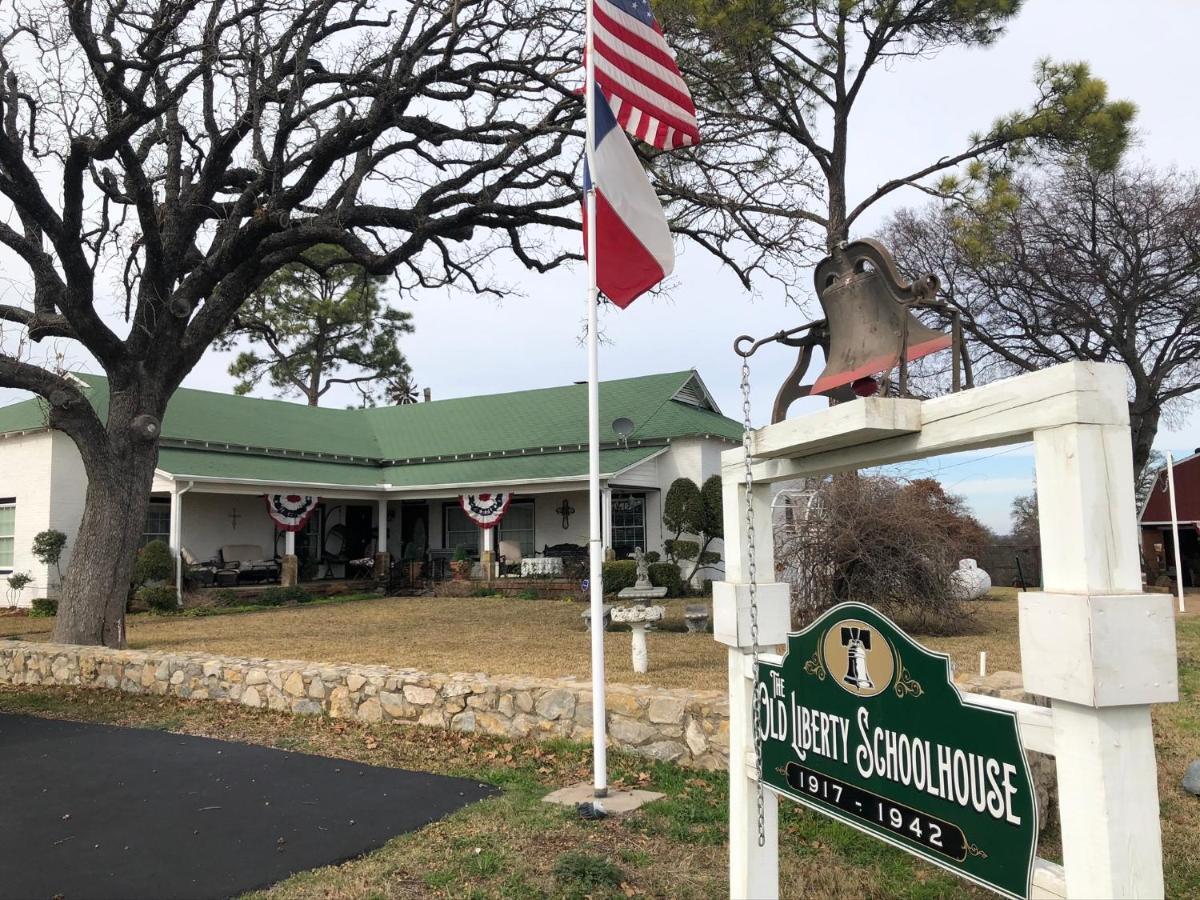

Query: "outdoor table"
(521, 557), (563, 576)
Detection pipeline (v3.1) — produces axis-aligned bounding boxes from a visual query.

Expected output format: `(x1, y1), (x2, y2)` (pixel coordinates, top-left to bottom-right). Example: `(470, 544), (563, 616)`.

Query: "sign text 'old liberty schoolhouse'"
(755, 603), (1038, 899)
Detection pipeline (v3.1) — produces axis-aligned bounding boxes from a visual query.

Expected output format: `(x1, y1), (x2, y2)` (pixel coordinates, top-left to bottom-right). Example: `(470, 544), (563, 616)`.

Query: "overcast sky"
(5, 0), (1199, 533)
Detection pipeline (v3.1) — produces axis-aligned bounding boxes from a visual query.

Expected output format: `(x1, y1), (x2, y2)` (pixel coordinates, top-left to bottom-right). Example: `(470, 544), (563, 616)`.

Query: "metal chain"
(740, 358), (766, 848)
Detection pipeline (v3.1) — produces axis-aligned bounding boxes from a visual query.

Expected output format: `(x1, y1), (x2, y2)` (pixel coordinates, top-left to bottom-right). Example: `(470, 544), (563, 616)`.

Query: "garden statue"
(618, 548), (667, 603)
(614, 546), (668, 673)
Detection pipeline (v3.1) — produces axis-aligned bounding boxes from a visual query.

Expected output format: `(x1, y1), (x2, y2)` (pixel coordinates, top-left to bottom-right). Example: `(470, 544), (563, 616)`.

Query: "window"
(611, 493), (646, 559)
(142, 501), (171, 548)
(0, 499), (14, 570)
(443, 503), (478, 555)
(498, 500), (535, 557)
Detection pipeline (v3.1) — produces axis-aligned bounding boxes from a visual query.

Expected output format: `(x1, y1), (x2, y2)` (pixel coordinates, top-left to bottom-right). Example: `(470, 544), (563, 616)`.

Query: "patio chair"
(498, 540), (522, 576)
(321, 525), (349, 578)
(181, 546), (219, 588)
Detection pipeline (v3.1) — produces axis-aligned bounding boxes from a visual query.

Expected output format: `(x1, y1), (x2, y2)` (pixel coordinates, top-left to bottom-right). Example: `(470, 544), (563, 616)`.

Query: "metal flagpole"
(1167, 452), (1186, 613)
(584, 0), (608, 799)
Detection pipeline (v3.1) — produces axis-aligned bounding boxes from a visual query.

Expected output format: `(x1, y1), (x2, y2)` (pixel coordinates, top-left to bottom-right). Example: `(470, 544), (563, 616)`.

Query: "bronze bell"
(809, 239), (950, 397)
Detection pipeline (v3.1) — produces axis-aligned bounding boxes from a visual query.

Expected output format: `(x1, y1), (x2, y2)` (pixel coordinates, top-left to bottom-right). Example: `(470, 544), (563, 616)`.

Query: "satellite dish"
(612, 417), (635, 442)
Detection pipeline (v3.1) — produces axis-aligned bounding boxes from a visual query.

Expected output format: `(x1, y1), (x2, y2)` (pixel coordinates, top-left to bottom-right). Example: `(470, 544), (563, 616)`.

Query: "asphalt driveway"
(0, 713), (494, 899)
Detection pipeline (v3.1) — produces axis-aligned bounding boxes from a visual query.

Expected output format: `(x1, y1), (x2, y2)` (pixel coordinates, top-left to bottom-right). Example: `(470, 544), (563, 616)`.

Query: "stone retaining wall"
(0, 641), (729, 770)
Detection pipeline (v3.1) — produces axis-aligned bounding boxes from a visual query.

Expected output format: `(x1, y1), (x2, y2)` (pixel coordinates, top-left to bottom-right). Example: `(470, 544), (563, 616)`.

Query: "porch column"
(170, 483), (184, 603)
(481, 524), (495, 583)
(601, 485), (614, 561)
(281, 529), (298, 587)
(375, 498), (390, 579)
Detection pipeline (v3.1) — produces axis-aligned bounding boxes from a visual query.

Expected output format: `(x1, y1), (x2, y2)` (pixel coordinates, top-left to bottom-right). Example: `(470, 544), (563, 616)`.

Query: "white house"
(0, 370), (740, 605)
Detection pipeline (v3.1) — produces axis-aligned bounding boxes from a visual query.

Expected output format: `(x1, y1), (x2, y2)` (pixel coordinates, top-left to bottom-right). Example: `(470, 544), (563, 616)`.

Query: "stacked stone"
(0, 641), (729, 770)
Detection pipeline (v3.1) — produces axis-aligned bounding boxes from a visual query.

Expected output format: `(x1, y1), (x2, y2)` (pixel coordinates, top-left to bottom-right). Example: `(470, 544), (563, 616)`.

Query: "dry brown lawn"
(0, 590), (1031, 690)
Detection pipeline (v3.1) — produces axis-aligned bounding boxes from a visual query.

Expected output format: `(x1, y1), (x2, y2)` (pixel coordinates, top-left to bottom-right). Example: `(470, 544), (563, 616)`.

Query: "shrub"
(644, 550), (661, 564)
(517, 588), (540, 601)
(6, 572), (31, 592)
(133, 540), (175, 586)
(32, 529), (67, 575)
(137, 584), (179, 612)
(776, 474), (979, 633)
(601, 560), (637, 594)
(257, 585), (314, 606)
(30, 597), (57, 617)
(648, 562), (684, 597)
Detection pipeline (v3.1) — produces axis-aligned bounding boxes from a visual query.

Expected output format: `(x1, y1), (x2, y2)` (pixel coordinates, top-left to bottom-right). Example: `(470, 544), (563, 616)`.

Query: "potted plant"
(451, 545), (472, 581)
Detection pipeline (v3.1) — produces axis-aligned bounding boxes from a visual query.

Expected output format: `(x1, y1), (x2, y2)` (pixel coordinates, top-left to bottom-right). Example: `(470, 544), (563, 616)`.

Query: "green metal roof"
(379, 447), (664, 489)
(156, 448), (386, 487)
(0, 370), (739, 490)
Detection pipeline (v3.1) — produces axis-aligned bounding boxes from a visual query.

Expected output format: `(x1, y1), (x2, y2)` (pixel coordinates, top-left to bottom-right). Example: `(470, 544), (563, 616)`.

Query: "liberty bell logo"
(841, 625), (875, 691)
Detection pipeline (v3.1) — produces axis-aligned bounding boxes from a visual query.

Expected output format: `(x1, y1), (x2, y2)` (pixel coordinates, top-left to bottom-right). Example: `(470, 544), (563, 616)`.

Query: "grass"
(0, 590), (1041, 690)
(0, 685), (983, 899)
(1, 589), (1198, 896)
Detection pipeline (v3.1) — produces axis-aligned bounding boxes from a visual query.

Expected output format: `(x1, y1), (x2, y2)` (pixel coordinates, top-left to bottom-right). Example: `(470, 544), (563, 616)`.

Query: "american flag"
(592, 0), (701, 150)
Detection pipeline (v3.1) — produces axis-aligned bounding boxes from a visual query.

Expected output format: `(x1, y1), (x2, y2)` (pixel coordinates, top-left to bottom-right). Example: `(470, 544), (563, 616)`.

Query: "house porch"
(148, 478), (664, 594)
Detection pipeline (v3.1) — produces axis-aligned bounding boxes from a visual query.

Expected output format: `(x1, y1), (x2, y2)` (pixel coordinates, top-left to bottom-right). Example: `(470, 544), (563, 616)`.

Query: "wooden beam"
(723, 362), (1129, 485)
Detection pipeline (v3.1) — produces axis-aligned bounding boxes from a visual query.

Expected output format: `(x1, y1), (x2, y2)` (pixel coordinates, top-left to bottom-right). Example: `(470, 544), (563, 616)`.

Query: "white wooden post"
(714, 470), (789, 900)
(601, 485), (614, 558)
(376, 498), (390, 578)
(1021, 421), (1176, 898)
(170, 483), (185, 602)
(1166, 453), (1186, 612)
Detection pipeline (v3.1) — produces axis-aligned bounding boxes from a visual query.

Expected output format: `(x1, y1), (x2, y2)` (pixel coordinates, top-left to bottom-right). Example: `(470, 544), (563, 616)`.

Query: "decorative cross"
(229, 507), (242, 530)
(556, 499), (575, 529)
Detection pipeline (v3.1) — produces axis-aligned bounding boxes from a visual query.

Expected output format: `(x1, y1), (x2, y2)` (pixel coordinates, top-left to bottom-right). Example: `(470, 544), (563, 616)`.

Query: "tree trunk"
(52, 437), (160, 648)
(1129, 402), (1161, 480)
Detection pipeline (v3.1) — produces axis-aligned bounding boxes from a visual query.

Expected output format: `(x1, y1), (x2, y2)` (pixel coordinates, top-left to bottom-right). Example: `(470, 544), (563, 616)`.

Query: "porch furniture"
(181, 546), (218, 587)
(521, 556), (563, 577)
(348, 540), (377, 579)
(219, 544), (281, 584)
(428, 548), (456, 581)
(498, 540), (522, 576)
(321, 525), (349, 578)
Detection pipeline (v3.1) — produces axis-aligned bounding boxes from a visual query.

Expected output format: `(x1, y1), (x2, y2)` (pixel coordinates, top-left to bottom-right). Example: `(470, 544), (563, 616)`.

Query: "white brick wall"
(0, 432), (57, 605)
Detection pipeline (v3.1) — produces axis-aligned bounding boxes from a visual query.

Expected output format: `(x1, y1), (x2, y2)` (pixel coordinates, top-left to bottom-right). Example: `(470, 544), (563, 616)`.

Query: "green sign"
(756, 603), (1037, 899)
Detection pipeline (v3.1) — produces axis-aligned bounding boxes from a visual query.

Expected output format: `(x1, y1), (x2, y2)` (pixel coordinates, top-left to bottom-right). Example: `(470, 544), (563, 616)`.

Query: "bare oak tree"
(887, 163), (1200, 475)
(0, 0), (585, 645)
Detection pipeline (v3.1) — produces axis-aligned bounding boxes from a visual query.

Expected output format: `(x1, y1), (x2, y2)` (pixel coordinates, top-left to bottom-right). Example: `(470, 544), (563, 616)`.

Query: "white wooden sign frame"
(715, 361), (1178, 899)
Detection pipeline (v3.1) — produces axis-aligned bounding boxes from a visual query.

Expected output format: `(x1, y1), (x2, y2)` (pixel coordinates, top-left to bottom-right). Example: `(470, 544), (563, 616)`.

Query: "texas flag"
(583, 82), (674, 308)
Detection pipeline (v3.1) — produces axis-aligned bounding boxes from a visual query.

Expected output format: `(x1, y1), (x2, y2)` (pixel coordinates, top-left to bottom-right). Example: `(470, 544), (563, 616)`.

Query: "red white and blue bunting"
(460, 492), (512, 529)
(265, 494), (320, 532)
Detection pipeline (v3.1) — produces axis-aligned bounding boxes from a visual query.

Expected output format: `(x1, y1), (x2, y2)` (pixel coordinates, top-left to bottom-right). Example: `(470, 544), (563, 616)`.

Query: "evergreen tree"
(219, 245), (414, 407)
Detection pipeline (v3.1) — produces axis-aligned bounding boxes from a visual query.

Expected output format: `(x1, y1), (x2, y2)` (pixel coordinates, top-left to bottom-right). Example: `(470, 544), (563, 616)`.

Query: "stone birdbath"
(613, 547), (669, 673)
(610, 603), (665, 674)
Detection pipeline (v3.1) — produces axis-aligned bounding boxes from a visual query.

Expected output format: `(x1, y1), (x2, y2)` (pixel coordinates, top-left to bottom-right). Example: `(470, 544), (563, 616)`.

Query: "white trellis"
(714, 361), (1178, 899)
